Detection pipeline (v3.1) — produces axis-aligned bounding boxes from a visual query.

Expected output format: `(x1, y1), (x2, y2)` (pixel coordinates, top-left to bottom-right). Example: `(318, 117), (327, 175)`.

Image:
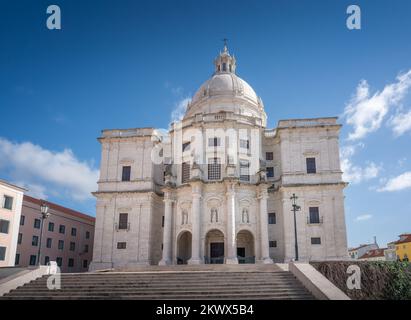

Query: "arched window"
(222, 63), (227, 72)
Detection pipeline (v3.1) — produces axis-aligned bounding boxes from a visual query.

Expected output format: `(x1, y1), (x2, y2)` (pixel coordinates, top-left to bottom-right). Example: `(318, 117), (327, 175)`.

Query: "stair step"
(2, 268), (315, 300)
(16, 283), (301, 290)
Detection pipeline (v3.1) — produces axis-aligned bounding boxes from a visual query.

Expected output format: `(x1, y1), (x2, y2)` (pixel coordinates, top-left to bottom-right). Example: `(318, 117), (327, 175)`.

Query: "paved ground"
(0, 267), (27, 281)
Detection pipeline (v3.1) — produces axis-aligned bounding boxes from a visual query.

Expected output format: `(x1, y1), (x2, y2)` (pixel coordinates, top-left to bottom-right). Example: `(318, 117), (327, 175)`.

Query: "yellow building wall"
(396, 242), (411, 261)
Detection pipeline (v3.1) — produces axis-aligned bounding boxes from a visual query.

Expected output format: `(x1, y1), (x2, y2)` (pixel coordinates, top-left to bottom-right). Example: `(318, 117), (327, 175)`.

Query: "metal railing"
(204, 256), (224, 264)
(203, 256), (256, 264)
(238, 256), (255, 264)
(114, 222), (130, 231)
(307, 216), (324, 225)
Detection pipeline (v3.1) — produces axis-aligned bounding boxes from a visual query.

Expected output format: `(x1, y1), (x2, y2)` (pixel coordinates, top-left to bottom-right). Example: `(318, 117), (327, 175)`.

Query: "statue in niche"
(181, 210), (188, 225)
(242, 208), (250, 224)
(210, 208), (218, 223)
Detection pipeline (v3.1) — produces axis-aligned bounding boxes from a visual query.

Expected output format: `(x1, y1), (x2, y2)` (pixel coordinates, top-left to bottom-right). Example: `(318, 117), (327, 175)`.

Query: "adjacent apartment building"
(391, 233), (411, 262)
(16, 195), (95, 273)
(348, 242), (379, 260)
(358, 248), (386, 261)
(0, 180), (25, 267)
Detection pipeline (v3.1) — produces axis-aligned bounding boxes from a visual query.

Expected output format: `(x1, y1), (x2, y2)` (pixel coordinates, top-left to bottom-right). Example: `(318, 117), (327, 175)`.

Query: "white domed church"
(90, 45), (348, 270)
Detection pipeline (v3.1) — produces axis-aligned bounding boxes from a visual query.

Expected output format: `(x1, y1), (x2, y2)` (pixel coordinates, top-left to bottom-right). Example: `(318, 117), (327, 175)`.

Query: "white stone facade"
(90, 45), (348, 270)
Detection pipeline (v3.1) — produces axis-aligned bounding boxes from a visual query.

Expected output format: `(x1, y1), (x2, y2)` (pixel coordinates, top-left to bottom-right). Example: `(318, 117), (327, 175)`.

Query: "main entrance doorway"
(210, 243), (224, 264)
(237, 247), (246, 261)
(236, 230), (255, 264)
(205, 229), (225, 264)
(177, 231), (192, 264)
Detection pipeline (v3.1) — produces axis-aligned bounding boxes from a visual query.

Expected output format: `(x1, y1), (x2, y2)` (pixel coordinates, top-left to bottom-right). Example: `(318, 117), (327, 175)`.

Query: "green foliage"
(311, 261), (411, 300)
(383, 261), (411, 300)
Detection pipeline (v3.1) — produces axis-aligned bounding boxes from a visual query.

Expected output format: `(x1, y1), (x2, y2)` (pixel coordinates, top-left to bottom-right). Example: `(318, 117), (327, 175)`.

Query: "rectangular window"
(0, 220), (10, 234)
(182, 162), (190, 183)
(15, 253), (20, 265)
(118, 213), (128, 230)
(85, 231), (90, 239)
(266, 167), (274, 178)
(208, 137), (221, 147)
(29, 255), (36, 266)
(33, 218), (41, 229)
(240, 160), (250, 182)
(32, 235), (39, 246)
(68, 258), (74, 268)
(117, 242), (127, 249)
(59, 225), (65, 234)
(240, 139), (250, 149)
(56, 257), (62, 267)
(182, 141), (191, 152)
(71, 227), (77, 236)
(208, 157), (221, 180)
(121, 166), (131, 181)
(58, 240), (64, 250)
(309, 207), (320, 224)
(83, 260), (88, 268)
(48, 222), (54, 232)
(18, 233), (22, 244)
(161, 216), (164, 228)
(44, 256), (50, 265)
(46, 238), (52, 248)
(311, 237), (321, 245)
(269, 241), (277, 248)
(84, 244), (89, 253)
(20, 215), (25, 226)
(70, 242), (76, 251)
(306, 157), (317, 174)
(3, 195), (13, 210)
(266, 152), (273, 161)
(0, 247), (6, 261)
(268, 213), (276, 224)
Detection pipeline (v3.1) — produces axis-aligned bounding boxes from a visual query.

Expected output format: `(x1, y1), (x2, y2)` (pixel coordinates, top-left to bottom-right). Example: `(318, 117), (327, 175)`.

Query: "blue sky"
(0, 0), (410, 248)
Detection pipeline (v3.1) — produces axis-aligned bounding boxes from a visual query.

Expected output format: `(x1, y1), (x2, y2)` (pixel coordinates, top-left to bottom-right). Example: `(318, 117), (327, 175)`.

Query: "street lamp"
(37, 202), (49, 266)
(290, 193), (301, 261)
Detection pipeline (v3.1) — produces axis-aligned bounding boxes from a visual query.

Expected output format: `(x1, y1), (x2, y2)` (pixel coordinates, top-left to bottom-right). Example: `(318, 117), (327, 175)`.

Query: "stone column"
(159, 192), (173, 265)
(188, 183), (202, 264)
(226, 182), (238, 264)
(259, 187), (273, 264)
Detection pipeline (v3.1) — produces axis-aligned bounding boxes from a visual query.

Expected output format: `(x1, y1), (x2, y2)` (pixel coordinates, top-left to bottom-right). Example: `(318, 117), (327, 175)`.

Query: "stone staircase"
(0, 265), (315, 300)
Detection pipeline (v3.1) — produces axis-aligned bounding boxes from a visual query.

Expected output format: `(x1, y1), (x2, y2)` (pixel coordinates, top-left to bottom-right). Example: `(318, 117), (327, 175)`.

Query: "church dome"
(191, 73), (259, 106)
(184, 43), (266, 125)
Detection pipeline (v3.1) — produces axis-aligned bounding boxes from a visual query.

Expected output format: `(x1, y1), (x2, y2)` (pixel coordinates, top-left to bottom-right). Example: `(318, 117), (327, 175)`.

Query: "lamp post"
(290, 193), (301, 261)
(37, 202), (49, 266)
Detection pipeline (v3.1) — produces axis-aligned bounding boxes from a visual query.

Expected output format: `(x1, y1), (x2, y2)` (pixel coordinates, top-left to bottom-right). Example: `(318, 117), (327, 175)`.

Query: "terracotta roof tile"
(358, 248), (386, 259)
(23, 195), (95, 223)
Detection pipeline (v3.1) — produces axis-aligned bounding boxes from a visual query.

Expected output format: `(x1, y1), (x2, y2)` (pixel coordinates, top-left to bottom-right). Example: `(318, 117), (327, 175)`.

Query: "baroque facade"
(90, 45), (348, 270)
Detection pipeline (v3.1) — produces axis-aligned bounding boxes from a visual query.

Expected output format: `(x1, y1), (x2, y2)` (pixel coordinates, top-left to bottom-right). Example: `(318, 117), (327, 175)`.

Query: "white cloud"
(377, 171), (411, 192)
(340, 145), (380, 184)
(344, 70), (411, 140)
(13, 181), (47, 199)
(0, 138), (99, 201)
(171, 97), (191, 123)
(389, 109), (411, 136)
(355, 214), (373, 221)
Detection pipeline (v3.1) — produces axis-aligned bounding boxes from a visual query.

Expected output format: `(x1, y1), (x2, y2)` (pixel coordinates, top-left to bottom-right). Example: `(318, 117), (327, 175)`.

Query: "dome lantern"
(214, 39), (236, 74)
